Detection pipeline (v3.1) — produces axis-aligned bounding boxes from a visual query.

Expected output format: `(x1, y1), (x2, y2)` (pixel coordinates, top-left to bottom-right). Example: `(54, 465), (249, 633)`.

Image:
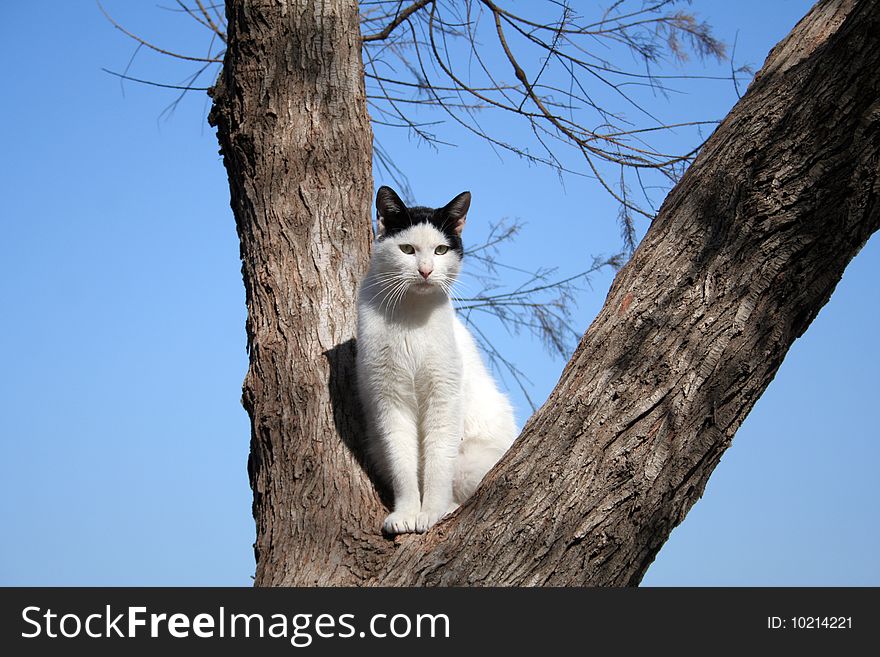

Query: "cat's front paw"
(383, 511), (420, 535)
(415, 507), (451, 533)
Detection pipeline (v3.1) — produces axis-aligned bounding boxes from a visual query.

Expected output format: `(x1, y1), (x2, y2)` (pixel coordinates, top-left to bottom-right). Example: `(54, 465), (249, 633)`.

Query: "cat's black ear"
(442, 191), (470, 236)
(376, 186), (409, 236)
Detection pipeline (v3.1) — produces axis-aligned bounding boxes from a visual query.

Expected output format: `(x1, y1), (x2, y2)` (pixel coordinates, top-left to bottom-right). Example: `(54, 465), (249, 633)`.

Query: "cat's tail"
(452, 438), (509, 504)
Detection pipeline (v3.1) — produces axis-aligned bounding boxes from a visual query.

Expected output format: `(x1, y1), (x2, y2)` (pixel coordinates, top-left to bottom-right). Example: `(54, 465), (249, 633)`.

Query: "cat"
(356, 185), (518, 535)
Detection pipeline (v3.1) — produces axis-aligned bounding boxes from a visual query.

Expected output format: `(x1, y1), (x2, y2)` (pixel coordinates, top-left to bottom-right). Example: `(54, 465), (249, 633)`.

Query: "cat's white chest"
(360, 302), (460, 376)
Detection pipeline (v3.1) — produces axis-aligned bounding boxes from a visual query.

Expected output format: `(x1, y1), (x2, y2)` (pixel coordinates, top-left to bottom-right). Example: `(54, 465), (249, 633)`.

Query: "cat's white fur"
(356, 193), (517, 534)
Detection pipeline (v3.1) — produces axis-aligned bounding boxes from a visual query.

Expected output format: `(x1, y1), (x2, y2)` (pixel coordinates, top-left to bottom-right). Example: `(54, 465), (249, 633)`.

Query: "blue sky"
(0, 1), (876, 586)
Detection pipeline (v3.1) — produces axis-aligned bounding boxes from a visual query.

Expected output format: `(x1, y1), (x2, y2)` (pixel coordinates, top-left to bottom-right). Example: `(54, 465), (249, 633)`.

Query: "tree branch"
(368, 0), (879, 586)
(362, 0), (729, 251)
(362, 0), (435, 42)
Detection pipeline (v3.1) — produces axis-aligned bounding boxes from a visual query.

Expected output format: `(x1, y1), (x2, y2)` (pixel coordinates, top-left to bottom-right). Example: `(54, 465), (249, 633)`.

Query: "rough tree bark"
(208, 0), (385, 586)
(210, 0), (879, 586)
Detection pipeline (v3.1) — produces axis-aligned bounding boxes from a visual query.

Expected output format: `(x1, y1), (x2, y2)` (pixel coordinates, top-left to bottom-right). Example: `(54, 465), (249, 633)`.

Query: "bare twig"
(105, 0), (738, 400)
(361, 0), (730, 250)
(362, 0), (435, 42)
(437, 216), (622, 399)
(101, 68), (211, 91)
(98, 1), (223, 62)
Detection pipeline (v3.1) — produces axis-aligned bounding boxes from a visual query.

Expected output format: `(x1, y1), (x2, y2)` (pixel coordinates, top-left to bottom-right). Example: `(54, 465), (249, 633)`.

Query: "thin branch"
(361, 0), (730, 242)
(101, 68), (211, 91)
(362, 0), (435, 42)
(195, 0), (227, 42)
(98, 1), (223, 63)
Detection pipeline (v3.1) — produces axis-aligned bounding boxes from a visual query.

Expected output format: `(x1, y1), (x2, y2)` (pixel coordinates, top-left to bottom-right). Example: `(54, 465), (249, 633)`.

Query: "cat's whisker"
(380, 281), (401, 315)
(374, 279), (405, 311)
(438, 279), (454, 299)
(389, 280), (412, 315)
(448, 274), (474, 294)
(366, 277), (403, 296)
(440, 276), (462, 299)
(450, 275), (472, 292)
(366, 272), (403, 284)
(378, 279), (407, 315)
(388, 280), (411, 315)
(369, 272), (405, 283)
(366, 278), (401, 308)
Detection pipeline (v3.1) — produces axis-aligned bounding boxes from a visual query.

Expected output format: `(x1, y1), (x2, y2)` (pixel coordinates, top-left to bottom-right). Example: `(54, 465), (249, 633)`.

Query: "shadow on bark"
(323, 338), (394, 509)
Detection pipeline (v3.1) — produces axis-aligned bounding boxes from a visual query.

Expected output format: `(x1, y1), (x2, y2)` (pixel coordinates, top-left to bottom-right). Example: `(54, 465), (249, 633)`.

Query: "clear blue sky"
(1, 1), (876, 586)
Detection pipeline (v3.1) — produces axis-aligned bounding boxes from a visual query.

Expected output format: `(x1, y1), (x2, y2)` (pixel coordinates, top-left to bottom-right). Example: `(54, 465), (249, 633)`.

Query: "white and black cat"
(356, 186), (518, 535)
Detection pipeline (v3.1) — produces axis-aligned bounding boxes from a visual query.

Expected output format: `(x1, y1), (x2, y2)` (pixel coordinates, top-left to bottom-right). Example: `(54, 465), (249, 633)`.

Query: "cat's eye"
(434, 245), (449, 255)
(399, 244), (415, 255)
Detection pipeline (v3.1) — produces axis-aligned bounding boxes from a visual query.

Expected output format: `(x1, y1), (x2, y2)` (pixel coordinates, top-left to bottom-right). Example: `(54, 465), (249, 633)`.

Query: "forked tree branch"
(105, 0), (686, 399)
(369, 0), (879, 585)
(204, 0), (878, 586)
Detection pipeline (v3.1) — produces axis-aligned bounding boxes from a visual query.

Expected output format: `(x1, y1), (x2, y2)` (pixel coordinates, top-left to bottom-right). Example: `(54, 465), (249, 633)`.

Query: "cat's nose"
(419, 266), (433, 279)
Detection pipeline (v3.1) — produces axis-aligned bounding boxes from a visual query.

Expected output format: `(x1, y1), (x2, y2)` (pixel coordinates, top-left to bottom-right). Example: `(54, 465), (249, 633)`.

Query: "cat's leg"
(375, 404), (422, 534)
(417, 382), (462, 533)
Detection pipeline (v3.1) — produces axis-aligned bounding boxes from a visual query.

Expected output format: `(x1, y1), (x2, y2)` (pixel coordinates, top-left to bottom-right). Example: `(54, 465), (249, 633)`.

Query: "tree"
(121, 0), (879, 585)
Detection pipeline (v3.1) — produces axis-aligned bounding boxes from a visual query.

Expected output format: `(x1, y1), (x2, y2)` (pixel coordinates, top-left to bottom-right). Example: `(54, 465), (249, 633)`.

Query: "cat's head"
(369, 186), (470, 297)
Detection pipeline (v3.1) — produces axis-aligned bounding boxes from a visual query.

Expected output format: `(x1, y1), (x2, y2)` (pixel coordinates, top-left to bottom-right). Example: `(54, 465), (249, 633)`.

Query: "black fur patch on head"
(401, 206), (464, 256)
(375, 186), (469, 257)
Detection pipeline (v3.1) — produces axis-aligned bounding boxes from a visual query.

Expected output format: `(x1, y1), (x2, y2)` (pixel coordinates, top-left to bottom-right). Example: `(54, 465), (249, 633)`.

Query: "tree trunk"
(212, 0), (879, 586)
(208, 0), (390, 586)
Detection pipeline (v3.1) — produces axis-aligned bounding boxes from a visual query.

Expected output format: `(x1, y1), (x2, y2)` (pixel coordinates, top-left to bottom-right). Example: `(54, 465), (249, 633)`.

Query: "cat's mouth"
(411, 280), (440, 294)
